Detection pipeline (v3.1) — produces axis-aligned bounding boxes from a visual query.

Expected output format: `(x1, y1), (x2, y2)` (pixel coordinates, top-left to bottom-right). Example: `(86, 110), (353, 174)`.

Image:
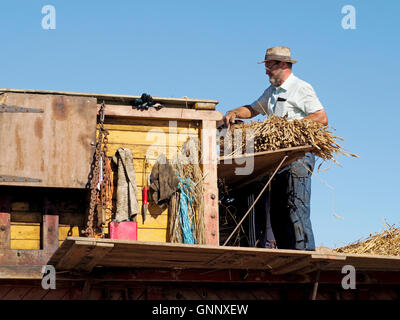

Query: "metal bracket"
(0, 105), (44, 113)
(0, 175), (42, 183)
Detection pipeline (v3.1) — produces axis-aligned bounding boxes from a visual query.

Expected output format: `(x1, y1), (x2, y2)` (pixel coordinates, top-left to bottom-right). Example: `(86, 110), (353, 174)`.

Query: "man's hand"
(223, 111), (237, 129)
(217, 106), (257, 129)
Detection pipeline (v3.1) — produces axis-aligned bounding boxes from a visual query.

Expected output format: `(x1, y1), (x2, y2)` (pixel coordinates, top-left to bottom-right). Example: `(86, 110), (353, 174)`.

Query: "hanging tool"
(142, 157), (149, 223)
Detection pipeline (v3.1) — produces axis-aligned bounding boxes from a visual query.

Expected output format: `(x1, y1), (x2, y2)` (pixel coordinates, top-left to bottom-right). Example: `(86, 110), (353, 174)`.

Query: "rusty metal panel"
(0, 93), (97, 188)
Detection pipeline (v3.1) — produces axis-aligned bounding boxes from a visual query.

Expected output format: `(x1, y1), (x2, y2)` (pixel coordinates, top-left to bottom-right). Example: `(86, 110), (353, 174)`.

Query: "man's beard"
(269, 70), (283, 86)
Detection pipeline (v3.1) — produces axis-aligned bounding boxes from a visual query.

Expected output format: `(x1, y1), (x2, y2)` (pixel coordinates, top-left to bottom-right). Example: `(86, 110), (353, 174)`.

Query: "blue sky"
(1, 0), (399, 248)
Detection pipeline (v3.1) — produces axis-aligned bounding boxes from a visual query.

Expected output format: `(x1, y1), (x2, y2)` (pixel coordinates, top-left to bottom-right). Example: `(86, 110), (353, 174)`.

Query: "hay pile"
(335, 224), (400, 256)
(220, 115), (358, 162)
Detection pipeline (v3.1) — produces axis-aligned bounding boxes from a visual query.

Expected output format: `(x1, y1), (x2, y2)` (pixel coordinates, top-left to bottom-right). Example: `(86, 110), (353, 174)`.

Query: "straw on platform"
(220, 115), (359, 163)
(335, 224), (400, 256)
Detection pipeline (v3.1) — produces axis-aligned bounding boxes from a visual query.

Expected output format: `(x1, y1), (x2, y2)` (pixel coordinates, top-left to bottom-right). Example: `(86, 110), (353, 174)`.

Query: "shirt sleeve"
(297, 83), (324, 115)
(250, 89), (270, 115)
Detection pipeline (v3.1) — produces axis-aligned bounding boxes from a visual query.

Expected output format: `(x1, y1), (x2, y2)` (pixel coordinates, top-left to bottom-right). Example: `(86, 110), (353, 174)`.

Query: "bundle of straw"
(335, 224), (400, 256)
(167, 138), (206, 244)
(220, 115), (358, 163)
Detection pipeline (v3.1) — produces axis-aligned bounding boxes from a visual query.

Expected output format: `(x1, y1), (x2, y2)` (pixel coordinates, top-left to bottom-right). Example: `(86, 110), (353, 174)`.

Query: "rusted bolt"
(48, 227), (53, 233)
(211, 214), (216, 219)
(0, 225), (5, 231)
(210, 194), (216, 200)
(211, 232), (216, 236)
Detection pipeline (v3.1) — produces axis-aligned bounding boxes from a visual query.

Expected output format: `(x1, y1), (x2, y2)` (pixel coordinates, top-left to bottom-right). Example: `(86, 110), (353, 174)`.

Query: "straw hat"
(258, 46), (298, 64)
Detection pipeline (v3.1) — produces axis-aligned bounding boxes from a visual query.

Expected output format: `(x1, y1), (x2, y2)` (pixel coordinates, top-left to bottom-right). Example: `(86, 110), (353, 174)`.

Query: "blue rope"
(176, 174), (196, 244)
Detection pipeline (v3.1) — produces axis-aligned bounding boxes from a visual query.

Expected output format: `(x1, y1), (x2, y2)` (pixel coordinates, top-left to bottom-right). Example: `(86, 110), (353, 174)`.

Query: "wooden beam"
(0, 212), (10, 249)
(76, 243), (114, 272)
(0, 196), (11, 249)
(55, 241), (95, 271)
(100, 104), (223, 121)
(201, 120), (219, 245)
(42, 214), (59, 252)
(0, 88), (219, 106)
(0, 266), (43, 279)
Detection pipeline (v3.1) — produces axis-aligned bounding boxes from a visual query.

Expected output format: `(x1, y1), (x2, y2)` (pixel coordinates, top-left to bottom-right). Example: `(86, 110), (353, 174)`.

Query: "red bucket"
(109, 221), (137, 241)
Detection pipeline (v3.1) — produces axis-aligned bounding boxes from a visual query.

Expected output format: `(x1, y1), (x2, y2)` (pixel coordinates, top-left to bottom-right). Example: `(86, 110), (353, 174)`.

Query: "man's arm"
(303, 109), (328, 126)
(218, 105), (259, 128)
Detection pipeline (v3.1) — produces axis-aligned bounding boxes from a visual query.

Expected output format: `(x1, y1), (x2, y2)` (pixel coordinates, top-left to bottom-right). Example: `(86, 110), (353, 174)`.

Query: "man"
(221, 46), (328, 251)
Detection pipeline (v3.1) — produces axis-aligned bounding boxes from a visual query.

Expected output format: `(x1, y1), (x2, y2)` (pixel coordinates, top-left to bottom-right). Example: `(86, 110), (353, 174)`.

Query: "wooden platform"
(47, 237), (400, 276)
(218, 145), (313, 188)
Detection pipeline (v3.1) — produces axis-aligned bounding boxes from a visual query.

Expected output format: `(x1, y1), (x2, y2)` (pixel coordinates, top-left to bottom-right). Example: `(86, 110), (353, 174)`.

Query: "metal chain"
(83, 101), (109, 237)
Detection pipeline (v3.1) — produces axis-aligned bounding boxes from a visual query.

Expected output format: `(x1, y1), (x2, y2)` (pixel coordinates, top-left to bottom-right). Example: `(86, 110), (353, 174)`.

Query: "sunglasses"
(265, 61), (281, 72)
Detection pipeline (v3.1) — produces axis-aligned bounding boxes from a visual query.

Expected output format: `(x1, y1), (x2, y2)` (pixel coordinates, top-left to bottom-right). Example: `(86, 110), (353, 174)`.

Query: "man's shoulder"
(292, 74), (314, 89)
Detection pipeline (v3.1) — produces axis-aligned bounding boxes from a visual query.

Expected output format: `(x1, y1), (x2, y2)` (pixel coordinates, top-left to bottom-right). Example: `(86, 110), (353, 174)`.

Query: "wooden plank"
(106, 144), (185, 161)
(271, 257), (313, 275)
(55, 241), (95, 270)
(103, 122), (199, 134)
(105, 117), (200, 128)
(0, 212), (11, 249)
(0, 88), (219, 106)
(42, 214), (59, 252)
(11, 211), (84, 225)
(136, 213), (168, 229)
(10, 224), (40, 239)
(201, 120), (219, 245)
(11, 202), (29, 211)
(194, 102), (217, 110)
(0, 266), (43, 279)
(10, 239), (40, 250)
(2, 287), (32, 300)
(0, 93), (97, 189)
(22, 287), (51, 300)
(102, 105), (223, 121)
(218, 145), (313, 188)
(76, 243), (114, 272)
(106, 130), (196, 146)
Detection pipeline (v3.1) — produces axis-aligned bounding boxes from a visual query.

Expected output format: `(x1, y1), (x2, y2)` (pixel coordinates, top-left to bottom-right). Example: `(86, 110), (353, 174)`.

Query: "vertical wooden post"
(0, 196), (11, 249)
(43, 198), (59, 252)
(201, 120), (219, 245)
(42, 214), (59, 252)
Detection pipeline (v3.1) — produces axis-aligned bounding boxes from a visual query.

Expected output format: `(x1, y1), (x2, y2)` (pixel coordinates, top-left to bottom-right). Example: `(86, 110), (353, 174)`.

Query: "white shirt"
(250, 73), (324, 120)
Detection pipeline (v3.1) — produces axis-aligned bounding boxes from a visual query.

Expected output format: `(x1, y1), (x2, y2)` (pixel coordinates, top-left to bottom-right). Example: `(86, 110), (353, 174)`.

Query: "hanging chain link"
(83, 101), (109, 237)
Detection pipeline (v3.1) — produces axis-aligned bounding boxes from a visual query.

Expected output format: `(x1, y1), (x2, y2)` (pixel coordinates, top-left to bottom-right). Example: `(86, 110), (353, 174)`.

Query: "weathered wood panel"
(0, 93), (97, 188)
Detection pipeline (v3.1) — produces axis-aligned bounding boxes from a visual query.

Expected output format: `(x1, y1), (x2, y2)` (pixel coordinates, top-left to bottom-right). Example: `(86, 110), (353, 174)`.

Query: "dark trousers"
(249, 153), (315, 250)
(269, 152), (316, 250)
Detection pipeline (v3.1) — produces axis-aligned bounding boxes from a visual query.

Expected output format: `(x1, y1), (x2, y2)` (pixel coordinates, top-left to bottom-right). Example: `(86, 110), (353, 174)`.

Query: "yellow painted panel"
(137, 212), (168, 229)
(106, 130), (195, 146)
(59, 225), (81, 240)
(107, 143), (184, 160)
(103, 123), (199, 135)
(137, 228), (167, 242)
(10, 223), (40, 240)
(104, 118), (200, 130)
(10, 239), (40, 250)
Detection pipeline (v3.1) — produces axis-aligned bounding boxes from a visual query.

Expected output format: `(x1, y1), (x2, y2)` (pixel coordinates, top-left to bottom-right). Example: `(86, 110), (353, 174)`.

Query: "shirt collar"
(274, 73), (295, 92)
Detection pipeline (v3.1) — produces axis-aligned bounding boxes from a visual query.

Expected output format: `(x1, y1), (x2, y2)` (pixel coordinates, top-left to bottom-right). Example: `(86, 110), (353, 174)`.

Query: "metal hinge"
(0, 105), (44, 113)
(0, 175), (42, 183)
